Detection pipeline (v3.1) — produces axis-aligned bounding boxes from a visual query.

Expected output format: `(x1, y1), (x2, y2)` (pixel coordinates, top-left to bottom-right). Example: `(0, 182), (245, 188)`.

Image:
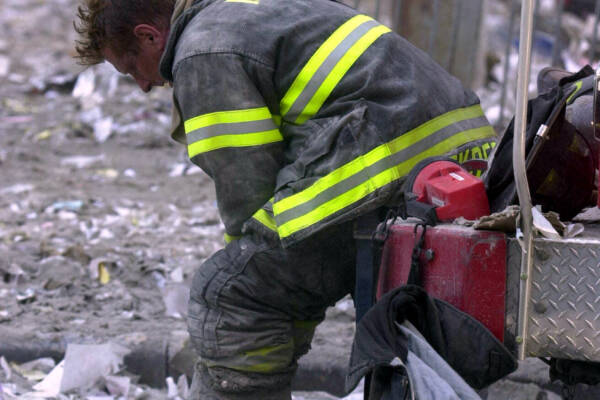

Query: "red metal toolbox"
(377, 222), (508, 341)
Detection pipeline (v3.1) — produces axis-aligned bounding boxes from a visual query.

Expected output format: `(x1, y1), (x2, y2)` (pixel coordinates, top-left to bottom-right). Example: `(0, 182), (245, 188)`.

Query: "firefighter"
(74, 0), (496, 398)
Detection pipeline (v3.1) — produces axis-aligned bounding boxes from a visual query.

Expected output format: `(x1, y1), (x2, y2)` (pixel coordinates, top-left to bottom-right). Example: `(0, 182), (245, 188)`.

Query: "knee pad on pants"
(192, 360), (293, 396)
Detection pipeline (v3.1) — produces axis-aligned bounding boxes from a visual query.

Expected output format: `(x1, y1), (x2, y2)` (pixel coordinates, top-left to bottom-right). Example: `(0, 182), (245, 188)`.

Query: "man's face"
(102, 24), (167, 93)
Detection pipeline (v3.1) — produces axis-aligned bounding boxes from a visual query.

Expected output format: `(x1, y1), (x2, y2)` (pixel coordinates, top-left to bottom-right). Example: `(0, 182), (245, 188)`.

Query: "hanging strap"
(407, 223), (428, 287)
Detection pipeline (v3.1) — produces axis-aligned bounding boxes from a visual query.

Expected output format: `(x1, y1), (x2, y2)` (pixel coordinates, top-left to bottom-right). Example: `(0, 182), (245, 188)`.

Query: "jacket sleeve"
(172, 53), (285, 238)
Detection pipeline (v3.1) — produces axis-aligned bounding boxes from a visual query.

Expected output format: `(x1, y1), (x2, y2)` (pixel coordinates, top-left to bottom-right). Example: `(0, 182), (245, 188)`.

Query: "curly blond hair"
(74, 0), (175, 65)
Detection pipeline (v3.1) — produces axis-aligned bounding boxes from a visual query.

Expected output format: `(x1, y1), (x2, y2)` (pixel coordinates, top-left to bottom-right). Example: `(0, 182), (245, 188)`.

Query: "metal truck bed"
(506, 225), (600, 361)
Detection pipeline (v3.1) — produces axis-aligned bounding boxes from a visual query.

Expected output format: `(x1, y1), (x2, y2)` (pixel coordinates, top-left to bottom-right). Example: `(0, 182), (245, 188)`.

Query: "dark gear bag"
(550, 358), (600, 386)
(484, 65), (597, 220)
(346, 285), (517, 398)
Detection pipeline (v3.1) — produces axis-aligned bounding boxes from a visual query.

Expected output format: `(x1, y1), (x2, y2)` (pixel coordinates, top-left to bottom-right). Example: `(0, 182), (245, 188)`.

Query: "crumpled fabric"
(399, 322), (481, 400)
(346, 285), (517, 398)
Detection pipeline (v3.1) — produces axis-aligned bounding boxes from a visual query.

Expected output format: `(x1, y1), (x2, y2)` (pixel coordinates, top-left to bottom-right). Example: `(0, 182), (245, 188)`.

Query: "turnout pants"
(187, 222), (356, 399)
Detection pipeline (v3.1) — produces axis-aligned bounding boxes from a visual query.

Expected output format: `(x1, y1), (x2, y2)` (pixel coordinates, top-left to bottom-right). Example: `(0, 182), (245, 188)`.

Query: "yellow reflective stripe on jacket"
(224, 233), (241, 244)
(566, 80), (583, 104)
(274, 105), (484, 214)
(277, 126), (494, 238)
(252, 208), (277, 232)
(272, 114), (282, 127)
(184, 107), (283, 157)
(273, 105), (495, 238)
(280, 15), (391, 124)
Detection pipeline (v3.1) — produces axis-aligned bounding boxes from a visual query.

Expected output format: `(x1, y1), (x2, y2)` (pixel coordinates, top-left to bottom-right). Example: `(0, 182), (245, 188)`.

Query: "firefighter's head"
(74, 0), (175, 92)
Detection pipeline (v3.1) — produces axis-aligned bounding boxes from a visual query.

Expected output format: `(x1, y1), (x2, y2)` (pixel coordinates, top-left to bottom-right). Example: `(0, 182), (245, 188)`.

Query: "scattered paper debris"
(165, 376), (178, 398)
(95, 168), (119, 179)
(0, 55), (10, 77)
(1, 357), (12, 381)
(72, 68), (96, 98)
(93, 117), (113, 143)
(16, 288), (36, 304)
(46, 200), (84, 213)
(3, 2), (600, 400)
(34, 129), (52, 141)
(573, 206), (600, 222)
(532, 206), (561, 239)
(99, 264), (111, 285)
(176, 375), (189, 399)
(33, 360), (64, 397)
(168, 163), (204, 177)
(168, 163), (187, 177)
(0, 183), (34, 195)
(19, 358), (56, 375)
(169, 267), (184, 283)
(88, 259), (117, 284)
(60, 343), (130, 393)
(79, 106), (103, 126)
(162, 283), (190, 319)
(105, 375), (130, 397)
(10, 361), (48, 382)
(0, 309), (10, 322)
(61, 154), (105, 169)
(563, 223), (585, 238)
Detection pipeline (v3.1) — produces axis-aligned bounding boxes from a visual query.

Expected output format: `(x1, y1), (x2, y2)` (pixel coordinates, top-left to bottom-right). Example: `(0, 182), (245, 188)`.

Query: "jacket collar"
(171, 0), (197, 25)
(159, 0), (218, 81)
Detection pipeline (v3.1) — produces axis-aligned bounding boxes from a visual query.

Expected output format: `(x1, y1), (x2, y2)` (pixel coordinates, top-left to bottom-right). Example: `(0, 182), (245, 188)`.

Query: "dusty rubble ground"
(0, 0), (359, 398)
(2, 0), (600, 399)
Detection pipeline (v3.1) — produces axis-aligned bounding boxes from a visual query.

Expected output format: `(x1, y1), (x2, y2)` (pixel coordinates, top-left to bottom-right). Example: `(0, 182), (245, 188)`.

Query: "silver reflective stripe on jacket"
(160, 0), (496, 245)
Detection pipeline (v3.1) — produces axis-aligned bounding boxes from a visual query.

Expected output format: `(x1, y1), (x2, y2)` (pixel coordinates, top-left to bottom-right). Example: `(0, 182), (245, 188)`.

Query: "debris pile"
(478, 0), (600, 129)
(0, 343), (190, 399)
(2, 0), (600, 399)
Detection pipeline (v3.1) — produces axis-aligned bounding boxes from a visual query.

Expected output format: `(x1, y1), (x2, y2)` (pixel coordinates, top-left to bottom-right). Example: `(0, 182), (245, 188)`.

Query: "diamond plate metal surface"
(504, 239), (521, 356)
(508, 236), (600, 361)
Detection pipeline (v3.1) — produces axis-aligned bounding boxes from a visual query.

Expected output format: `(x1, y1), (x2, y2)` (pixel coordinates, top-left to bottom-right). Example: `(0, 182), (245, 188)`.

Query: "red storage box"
(411, 160), (490, 221)
(377, 222), (507, 341)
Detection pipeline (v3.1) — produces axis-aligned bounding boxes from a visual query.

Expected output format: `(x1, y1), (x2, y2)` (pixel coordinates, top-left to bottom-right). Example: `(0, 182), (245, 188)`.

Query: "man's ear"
(133, 24), (166, 49)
